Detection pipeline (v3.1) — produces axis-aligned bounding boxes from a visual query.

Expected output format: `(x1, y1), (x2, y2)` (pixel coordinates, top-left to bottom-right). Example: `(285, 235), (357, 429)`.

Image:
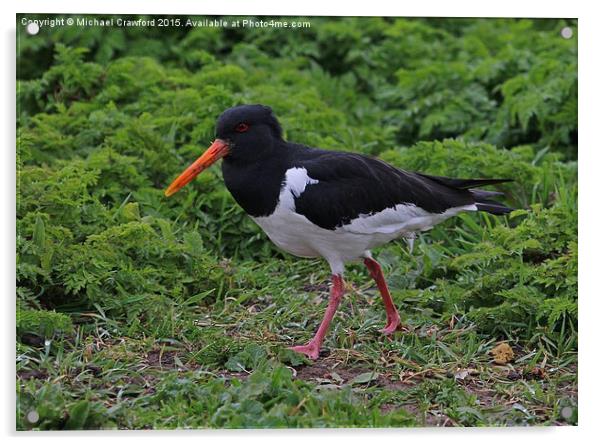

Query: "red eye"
(235, 123), (249, 133)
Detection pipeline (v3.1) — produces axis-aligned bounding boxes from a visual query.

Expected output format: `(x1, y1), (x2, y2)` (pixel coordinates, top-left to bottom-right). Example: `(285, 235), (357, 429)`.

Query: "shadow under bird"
(165, 104), (512, 360)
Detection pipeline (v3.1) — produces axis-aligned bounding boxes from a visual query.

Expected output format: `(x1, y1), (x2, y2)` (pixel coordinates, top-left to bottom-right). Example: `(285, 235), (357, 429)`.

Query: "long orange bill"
(164, 139), (230, 197)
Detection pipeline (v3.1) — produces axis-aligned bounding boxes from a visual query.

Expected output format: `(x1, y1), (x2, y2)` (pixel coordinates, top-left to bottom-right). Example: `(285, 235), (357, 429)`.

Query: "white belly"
(252, 210), (400, 261)
(252, 203), (474, 264)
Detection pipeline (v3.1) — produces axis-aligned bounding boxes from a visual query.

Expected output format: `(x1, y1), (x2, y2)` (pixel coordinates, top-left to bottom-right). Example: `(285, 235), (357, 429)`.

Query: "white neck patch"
(278, 167), (319, 210)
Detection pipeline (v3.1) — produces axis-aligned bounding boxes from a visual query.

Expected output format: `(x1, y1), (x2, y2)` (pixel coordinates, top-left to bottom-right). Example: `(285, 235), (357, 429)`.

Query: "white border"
(7, 0), (581, 17)
(4, 1), (599, 444)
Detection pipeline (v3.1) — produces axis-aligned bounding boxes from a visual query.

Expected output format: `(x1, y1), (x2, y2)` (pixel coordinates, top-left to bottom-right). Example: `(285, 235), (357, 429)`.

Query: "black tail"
(418, 173), (514, 215)
(471, 190), (514, 215)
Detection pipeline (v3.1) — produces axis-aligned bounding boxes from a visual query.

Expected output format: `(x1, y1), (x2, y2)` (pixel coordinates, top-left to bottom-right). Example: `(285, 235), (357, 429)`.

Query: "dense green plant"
(19, 16), (577, 156)
(17, 359), (414, 429)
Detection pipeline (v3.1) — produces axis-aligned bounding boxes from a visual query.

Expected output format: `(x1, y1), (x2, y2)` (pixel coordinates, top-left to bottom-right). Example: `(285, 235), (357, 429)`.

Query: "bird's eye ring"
(235, 123), (249, 133)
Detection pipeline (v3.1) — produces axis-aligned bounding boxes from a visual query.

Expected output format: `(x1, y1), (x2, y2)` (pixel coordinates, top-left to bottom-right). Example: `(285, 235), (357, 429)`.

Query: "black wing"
(292, 151), (506, 231)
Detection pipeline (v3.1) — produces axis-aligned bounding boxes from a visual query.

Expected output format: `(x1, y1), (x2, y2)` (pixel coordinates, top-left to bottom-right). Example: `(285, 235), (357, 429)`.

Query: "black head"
(216, 104), (283, 162)
(164, 104), (284, 197)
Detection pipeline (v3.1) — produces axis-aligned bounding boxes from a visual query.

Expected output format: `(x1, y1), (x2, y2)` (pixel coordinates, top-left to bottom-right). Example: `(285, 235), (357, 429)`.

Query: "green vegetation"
(17, 15), (577, 429)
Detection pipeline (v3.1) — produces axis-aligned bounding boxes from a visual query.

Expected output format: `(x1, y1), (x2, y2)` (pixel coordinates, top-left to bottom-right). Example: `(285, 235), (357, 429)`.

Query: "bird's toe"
(289, 343), (320, 360)
(379, 317), (402, 335)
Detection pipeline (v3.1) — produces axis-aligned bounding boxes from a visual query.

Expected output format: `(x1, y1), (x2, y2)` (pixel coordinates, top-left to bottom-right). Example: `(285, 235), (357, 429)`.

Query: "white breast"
(252, 167), (323, 259)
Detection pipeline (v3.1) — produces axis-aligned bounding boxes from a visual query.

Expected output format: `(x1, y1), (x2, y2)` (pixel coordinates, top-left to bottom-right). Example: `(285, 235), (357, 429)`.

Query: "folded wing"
(292, 151), (511, 233)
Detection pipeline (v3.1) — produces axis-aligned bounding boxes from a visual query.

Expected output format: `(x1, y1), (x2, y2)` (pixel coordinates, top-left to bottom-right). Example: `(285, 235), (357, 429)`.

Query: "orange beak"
(164, 139), (230, 197)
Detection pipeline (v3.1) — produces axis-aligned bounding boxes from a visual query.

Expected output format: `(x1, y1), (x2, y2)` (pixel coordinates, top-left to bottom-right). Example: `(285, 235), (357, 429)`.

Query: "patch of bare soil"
(301, 282), (330, 293)
(146, 349), (179, 368)
(393, 404), (455, 427)
(294, 358), (578, 426)
(294, 358), (372, 383)
(17, 369), (48, 380)
(294, 358), (442, 424)
(458, 378), (498, 407)
(294, 358), (417, 389)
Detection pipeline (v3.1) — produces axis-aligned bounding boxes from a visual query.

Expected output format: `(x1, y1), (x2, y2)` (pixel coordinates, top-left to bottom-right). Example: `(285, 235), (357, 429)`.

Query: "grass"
(17, 247), (577, 428)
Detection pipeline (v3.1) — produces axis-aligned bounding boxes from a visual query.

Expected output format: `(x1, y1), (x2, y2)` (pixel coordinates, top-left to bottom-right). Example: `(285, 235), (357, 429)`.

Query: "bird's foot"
(379, 315), (402, 335)
(289, 341), (321, 360)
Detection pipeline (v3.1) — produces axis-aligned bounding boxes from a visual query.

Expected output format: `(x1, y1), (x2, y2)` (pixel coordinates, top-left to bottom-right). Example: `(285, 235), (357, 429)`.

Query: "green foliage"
(19, 16), (577, 156)
(374, 19), (577, 157)
(418, 199), (578, 338)
(17, 157), (228, 336)
(122, 363), (413, 428)
(416, 379), (483, 426)
(17, 382), (109, 430)
(380, 139), (574, 207)
(225, 343), (269, 372)
(17, 306), (74, 338)
(18, 360), (413, 429)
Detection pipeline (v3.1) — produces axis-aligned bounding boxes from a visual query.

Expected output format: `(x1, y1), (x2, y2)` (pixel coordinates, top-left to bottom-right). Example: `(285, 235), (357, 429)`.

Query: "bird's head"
(216, 104), (283, 152)
(164, 104), (283, 197)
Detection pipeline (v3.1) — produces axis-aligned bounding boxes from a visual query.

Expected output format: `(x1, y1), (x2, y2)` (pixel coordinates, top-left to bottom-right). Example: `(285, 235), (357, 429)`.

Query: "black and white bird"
(165, 104), (512, 359)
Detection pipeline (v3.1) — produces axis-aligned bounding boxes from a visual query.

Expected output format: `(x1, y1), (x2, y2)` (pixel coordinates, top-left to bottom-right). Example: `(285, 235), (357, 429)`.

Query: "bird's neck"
(222, 145), (292, 217)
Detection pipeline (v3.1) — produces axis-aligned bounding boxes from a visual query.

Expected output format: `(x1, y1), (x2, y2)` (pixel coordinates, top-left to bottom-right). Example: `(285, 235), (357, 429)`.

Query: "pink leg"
(289, 274), (344, 360)
(363, 257), (401, 335)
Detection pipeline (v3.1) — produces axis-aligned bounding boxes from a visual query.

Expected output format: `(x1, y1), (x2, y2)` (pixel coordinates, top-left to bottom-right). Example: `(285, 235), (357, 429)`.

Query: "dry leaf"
(454, 369), (470, 380)
(490, 342), (514, 364)
(350, 372), (379, 385)
(328, 371), (344, 383)
(528, 367), (547, 379)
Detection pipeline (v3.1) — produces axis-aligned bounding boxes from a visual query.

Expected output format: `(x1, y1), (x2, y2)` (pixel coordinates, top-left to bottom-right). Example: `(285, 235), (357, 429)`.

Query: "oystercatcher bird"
(165, 104), (512, 359)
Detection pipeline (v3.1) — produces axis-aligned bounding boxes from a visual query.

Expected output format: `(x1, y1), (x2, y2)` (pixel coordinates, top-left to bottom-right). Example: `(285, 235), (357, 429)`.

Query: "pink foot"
(380, 315), (402, 335)
(289, 342), (321, 360)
